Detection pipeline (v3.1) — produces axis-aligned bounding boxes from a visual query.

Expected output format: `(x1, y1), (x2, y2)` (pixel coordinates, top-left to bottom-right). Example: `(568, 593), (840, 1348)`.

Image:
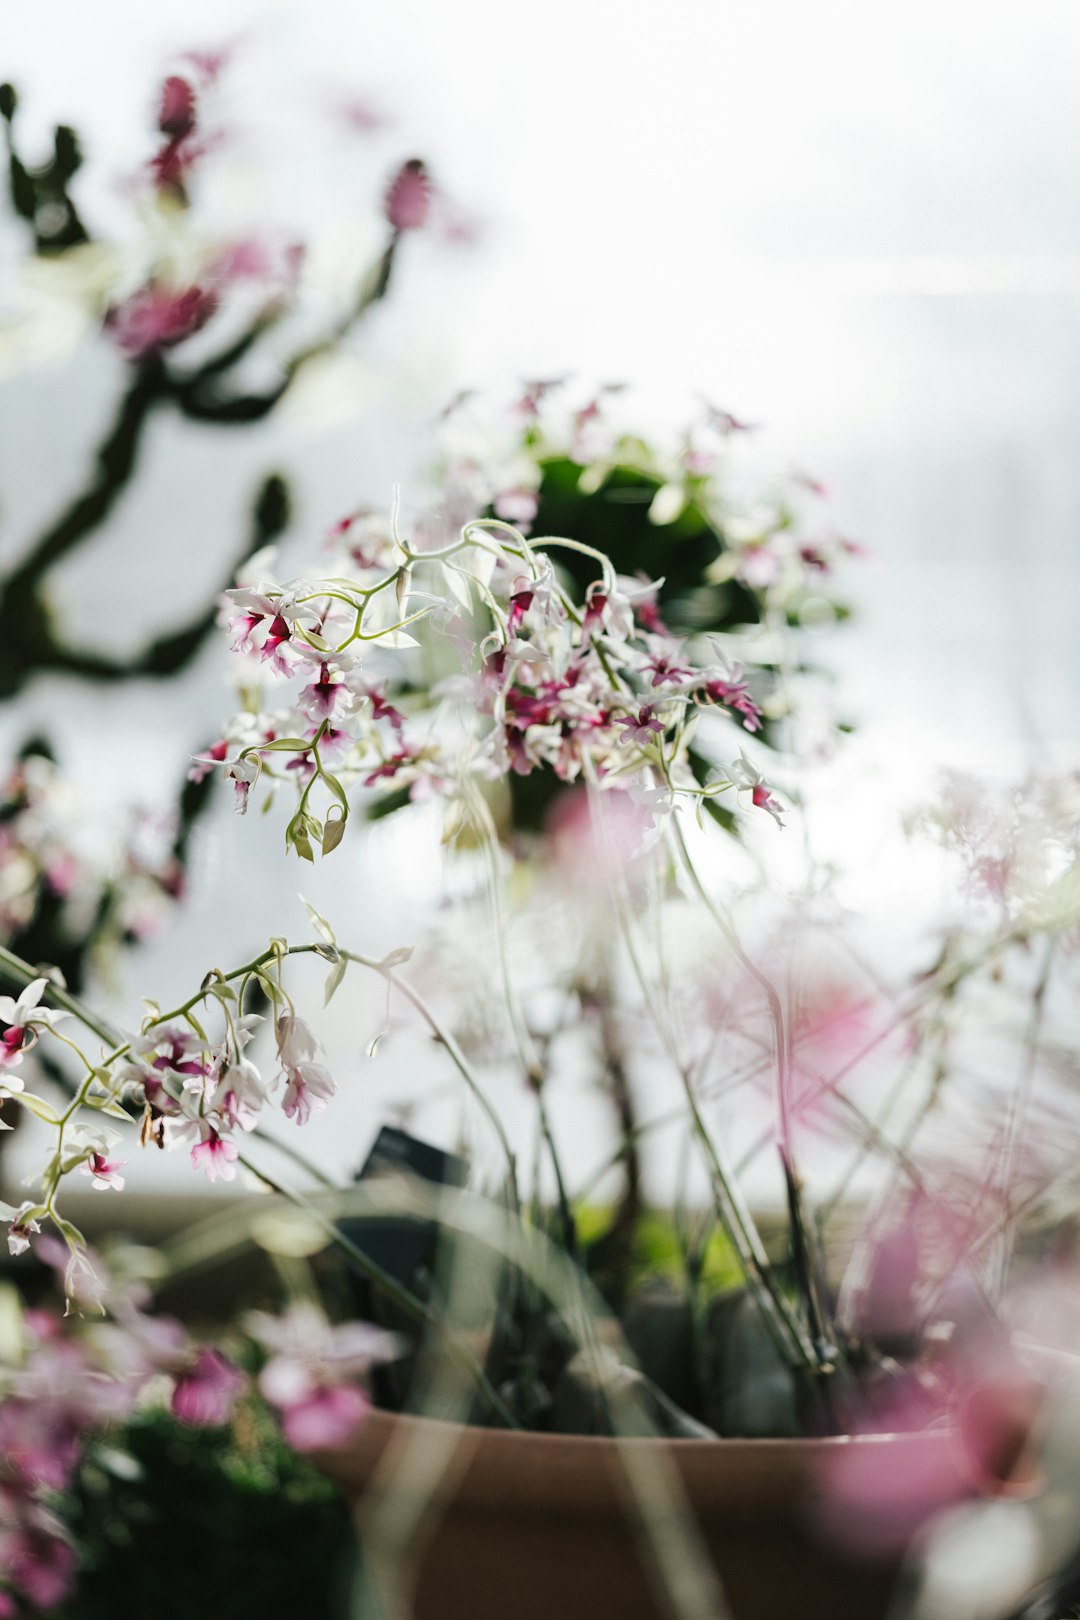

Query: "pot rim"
(313, 1405), (957, 1519)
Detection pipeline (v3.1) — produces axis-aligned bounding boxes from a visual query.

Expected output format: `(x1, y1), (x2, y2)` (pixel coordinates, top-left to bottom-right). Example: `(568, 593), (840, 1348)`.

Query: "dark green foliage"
(526, 455), (761, 633)
(0, 84), (88, 253)
(59, 1405), (356, 1620)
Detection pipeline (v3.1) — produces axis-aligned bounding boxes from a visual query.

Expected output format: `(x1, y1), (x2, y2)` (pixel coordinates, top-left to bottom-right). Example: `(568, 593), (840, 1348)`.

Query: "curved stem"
(991, 937), (1055, 1294)
(585, 781), (814, 1368)
(463, 783), (543, 1086)
(341, 950), (519, 1205)
(232, 1154), (518, 1428)
(665, 810), (830, 1361)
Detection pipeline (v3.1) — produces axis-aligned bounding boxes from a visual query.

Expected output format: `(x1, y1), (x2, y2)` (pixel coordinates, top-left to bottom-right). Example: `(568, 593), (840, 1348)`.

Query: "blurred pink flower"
(251, 1305), (398, 1453)
(277, 1382), (370, 1452)
(158, 75), (197, 139)
(107, 283), (218, 358)
(817, 1358), (1042, 1557)
(171, 1348), (245, 1427)
(493, 488), (539, 526)
(384, 159), (432, 232)
(190, 1126), (238, 1183)
(0, 1519), (77, 1610)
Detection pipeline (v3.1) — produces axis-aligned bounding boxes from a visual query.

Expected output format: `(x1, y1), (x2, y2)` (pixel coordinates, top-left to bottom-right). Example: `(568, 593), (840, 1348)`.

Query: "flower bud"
(384, 158), (431, 232)
(159, 75), (197, 138)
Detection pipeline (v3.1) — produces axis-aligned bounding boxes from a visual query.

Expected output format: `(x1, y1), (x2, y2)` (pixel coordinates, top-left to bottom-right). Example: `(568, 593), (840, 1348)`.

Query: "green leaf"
(93, 1098), (135, 1122)
(18, 1092), (61, 1124)
(365, 785), (411, 822)
(320, 770), (349, 812)
(298, 895), (336, 947)
(323, 957), (347, 1006)
(256, 736), (314, 753)
(285, 811), (317, 863)
(53, 1215), (86, 1250)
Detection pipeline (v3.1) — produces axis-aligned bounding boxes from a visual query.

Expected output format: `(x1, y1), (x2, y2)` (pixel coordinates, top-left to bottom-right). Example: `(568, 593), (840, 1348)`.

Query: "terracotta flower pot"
(315, 1410), (982, 1620)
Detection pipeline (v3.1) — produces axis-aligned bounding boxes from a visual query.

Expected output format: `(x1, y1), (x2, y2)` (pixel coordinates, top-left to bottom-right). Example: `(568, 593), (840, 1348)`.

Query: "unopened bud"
(384, 158), (432, 232)
(159, 75), (197, 139)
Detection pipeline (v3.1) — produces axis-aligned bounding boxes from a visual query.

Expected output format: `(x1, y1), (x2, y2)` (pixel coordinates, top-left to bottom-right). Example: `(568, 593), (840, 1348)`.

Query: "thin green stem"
(233, 1155), (518, 1428)
(341, 950), (519, 1204)
(585, 779), (814, 1367)
(463, 784), (543, 1086)
(992, 937), (1055, 1294)
(664, 810), (828, 1362)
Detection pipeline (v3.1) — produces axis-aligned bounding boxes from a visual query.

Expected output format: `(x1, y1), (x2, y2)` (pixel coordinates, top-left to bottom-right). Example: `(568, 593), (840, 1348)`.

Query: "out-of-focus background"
(2, 0), (1078, 1201)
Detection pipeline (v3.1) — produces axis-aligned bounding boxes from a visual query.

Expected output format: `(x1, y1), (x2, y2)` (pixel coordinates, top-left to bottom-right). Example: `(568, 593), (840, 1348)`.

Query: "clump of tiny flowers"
(204, 502), (788, 860)
(0, 1245), (244, 1615)
(909, 767), (1080, 934)
(247, 1303), (398, 1452)
(121, 1000), (336, 1185)
(0, 1247), (394, 1614)
(427, 381), (862, 620)
(0, 936), (348, 1275)
(0, 749), (185, 960)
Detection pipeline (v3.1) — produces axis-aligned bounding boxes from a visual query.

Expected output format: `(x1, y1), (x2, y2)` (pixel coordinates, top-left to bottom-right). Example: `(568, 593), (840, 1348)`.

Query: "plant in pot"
(0, 395), (1076, 1620)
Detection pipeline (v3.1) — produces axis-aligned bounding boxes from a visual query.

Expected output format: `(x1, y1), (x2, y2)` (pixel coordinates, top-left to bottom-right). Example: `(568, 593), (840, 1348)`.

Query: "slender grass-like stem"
(991, 936), (1055, 1295)
(341, 949), (519, 1207)
(584, 781), (815, 1368)
(232, 1156), (518, 1428)
(663, 812), (827, 1365)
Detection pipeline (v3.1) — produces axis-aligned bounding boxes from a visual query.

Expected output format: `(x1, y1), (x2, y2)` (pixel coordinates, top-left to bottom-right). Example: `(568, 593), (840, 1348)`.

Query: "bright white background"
(1, 1), (1078, 1202)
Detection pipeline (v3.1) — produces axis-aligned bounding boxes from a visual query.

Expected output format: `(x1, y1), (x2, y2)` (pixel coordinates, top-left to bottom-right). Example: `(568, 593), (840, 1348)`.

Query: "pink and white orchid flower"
(0, 979), (68, 1075)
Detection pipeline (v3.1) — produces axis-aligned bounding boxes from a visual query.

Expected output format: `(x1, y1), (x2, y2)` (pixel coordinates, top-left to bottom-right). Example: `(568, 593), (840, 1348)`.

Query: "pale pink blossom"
(212, 1054), (265, 1132)
(190, 1125), (239, 1183)
(727, 752), (786, 829)
(281, 1061), (335, 1126)
(493, 487), (539, 526)
(224, 754), (260, 814)
(171, 1348), (245, 1427)
(80, 1151), (126, 1192)
(276, 1382), (369, 1452)
(0, 979), (68, 1074)
(188, 738), (228, 784)
(250, 1305), (397, 1451)
(107, 283), (217, 358)
(2, 1201), (41, 1257)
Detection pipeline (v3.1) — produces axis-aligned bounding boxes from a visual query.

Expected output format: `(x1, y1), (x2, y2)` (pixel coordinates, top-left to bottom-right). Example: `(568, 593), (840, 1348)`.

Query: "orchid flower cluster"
(0, 941), (349, 1263)
(203, 506), (789, 858)
(428, 381), (862, 623)
(0, 1246), (394, 1616)
(909, 767), (1080, 934)
(0, 1247), (240, 1615)
(0, 747), (185, 971)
